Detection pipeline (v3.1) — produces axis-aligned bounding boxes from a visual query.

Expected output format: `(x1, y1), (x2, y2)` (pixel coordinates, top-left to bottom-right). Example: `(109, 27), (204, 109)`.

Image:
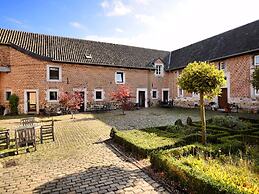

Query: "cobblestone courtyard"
(0, 113), (168, 194)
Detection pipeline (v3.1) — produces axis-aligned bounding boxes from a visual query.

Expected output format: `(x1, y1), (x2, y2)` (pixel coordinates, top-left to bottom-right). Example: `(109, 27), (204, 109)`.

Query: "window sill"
(47, 100), (59, 103)
(47, 79), (62, 82)
(115, 82), (125, 84)
(94, 99), (103, 102)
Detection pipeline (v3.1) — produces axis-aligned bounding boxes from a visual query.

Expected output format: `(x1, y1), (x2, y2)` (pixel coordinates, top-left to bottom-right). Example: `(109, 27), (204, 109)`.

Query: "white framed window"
(115, 71), (125, 84)
(151, 89), (158, 99)
(155, 64), (164, 76)
(47, 89), (59, 102)
(255, 89), (259, 96)
(94, 89), (104, 101)
(254, 55), (259, 66)
(178, 87), (184, 97)
(4, 90), (12, 101)
(47, 65), (62, 82)
(219, 62), (226, 70)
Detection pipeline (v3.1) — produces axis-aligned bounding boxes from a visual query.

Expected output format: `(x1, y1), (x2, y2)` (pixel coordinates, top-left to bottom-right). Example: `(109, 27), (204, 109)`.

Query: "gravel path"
(94, 107), (222, 130)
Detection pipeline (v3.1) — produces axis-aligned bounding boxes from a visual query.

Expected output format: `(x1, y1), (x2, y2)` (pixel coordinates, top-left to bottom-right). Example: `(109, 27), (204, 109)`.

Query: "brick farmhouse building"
(0, 20), (259, 114)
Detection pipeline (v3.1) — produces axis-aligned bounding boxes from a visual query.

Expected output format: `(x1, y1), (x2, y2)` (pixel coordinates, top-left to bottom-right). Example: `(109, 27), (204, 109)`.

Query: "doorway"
(138, 91), (146, 107)
(162, 90), (169, 103)
(73, 88), (87, 112)
(79, 91), (85, 112)
(218, 88), (228, 108)
(24, 90), (39, 114)
(136, 88), (147, 108)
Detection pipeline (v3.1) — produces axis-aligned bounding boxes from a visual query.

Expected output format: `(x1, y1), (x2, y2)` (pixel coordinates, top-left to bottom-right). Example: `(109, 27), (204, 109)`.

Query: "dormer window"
(155, 64), (164, 76)
(219, 62), (226, 71)
(254, 55), (259, 66)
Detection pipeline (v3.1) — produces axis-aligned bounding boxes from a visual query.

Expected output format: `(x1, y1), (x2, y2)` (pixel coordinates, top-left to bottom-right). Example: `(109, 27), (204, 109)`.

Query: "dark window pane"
(49, 67), (59, 80)
(49, 91), (58, 100)
(152, 91), (157, 98)
(6, 92), (11, 100)
(96, 91), (102, 99)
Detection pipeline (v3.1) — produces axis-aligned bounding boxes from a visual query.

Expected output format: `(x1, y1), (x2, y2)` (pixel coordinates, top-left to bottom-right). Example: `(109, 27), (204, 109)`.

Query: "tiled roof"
(0, 29), (170, 69)
(169, 20), (259, 70)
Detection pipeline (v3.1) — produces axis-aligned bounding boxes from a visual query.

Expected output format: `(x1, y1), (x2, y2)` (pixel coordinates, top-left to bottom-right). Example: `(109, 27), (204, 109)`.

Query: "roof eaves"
(8, 43), (53, 61)
(169, 48), (259, 71)
(51, 59), (155, 70)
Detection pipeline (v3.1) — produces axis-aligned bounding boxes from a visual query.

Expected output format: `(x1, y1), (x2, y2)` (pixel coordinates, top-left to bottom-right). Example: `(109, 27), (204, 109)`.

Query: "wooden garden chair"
(0, 129), (10, 149)
(15, 127), (36, 154)
(40, 119), (55, 144)
(20, 117), (35, 126)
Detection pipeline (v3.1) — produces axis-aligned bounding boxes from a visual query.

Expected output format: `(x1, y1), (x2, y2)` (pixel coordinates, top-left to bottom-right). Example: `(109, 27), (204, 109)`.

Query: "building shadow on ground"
(33, 165), (157, 194)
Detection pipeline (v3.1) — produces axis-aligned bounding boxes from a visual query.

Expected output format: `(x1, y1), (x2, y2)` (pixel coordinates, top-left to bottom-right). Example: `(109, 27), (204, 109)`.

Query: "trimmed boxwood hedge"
(150, 145), (259, 194)
(113, 128), (179, 158)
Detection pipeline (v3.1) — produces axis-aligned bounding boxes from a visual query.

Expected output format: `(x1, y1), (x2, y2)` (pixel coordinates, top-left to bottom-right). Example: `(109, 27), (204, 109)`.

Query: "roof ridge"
(0, 28), (169, 52)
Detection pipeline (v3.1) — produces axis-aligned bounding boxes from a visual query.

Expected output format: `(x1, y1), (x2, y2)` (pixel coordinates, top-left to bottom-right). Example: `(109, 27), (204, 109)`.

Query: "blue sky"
(1, 0), (259, 50)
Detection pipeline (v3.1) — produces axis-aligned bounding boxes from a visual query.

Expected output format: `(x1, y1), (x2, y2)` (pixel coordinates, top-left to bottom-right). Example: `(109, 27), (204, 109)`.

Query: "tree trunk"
(200, 92), (207, 145)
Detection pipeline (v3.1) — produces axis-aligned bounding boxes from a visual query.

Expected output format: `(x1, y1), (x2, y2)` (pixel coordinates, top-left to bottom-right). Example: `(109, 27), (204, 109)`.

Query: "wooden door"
(163, 91), (169, 103)
(138, 91), (145, 107)
(79, 92), (85, 112)
(218, 88), (228, 108)
(27, 92), (37, 112)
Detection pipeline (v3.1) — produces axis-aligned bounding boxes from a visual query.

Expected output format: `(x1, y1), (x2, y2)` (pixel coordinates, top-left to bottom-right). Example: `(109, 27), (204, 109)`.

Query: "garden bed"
(113, 128), (180, 158)
(150, 145), (259, 194)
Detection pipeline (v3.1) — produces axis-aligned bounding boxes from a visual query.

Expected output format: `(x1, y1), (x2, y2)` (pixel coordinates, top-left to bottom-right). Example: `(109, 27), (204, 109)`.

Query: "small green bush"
(9, 94), (19, 115)
(208, 116), (248, 130)
(186, 116), (193, 125)
(110, 127), (118, 138)
(175, 119), (183, 126)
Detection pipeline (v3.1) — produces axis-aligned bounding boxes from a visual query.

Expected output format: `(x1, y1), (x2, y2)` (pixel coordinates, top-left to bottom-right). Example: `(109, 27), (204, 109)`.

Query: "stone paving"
(94, 107), (223, 130)
(0, 114), (169, 194)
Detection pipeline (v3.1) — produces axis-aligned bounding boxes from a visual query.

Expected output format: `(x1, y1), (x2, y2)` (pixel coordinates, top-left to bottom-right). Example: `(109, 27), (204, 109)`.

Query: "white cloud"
(115, 28), (124, 32)
(69, 21), (85, 29)
(134, 0), (152, 5)
(6, 17), (24, 25)
(135, 14), (154, 24)
(96, 0), (259, 50)
(101, 0), (131, 16)
(100, 0), (109, 8)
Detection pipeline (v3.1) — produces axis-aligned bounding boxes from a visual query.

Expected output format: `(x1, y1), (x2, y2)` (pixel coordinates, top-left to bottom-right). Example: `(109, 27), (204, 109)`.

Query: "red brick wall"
(0, 46), (171, 113)
(214, 55), (252, 98)
(0, 45), (256, 113)
(0, 45), (10, 67)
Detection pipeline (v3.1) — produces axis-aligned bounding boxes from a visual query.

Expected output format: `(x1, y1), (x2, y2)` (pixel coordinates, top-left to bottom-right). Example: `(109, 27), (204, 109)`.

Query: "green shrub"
(9, 94), (19, 115)
(113, 129), (179, 158)
(110, 127), (118, 138)
(175, 119), (184, 126)
(208, 116), (248, 130)
(186, 116), (193, 125)
(151, 145), (259, 194)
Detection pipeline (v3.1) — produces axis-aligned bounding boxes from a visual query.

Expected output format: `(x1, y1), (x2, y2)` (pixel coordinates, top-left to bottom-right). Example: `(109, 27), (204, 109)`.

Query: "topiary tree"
(178, 61), (226, 144)
(251, 67), (259, 91)
(9, 94), (19, 115)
